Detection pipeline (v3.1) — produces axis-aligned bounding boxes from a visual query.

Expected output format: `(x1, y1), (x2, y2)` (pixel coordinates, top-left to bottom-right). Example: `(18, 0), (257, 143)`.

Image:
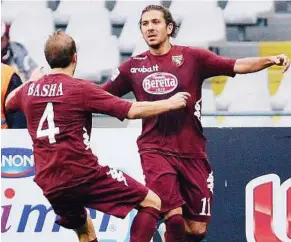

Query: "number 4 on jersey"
(37, 102), (60, 144)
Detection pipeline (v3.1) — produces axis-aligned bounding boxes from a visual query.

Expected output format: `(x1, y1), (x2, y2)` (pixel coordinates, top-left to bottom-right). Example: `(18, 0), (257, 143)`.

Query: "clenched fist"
(168, 92), (191, 110)
(29, 67), (46, 82)
(270, 54), (290, 73)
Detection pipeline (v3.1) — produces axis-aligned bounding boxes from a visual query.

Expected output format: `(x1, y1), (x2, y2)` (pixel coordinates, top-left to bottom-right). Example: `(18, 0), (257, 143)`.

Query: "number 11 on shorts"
(200, 197), (211, 216)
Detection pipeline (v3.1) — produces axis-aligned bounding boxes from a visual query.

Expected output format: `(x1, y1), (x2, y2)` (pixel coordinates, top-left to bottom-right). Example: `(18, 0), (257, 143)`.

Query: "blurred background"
(1, 0), (291, 128)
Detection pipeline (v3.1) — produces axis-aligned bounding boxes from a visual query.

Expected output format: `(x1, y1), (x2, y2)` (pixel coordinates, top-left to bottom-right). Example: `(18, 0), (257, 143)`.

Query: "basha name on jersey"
(27, 83), (63, 97)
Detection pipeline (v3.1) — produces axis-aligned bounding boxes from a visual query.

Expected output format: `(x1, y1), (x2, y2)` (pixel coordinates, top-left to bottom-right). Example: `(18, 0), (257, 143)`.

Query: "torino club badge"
(245, 174), (291, 242)
(172, 55), (184, 66)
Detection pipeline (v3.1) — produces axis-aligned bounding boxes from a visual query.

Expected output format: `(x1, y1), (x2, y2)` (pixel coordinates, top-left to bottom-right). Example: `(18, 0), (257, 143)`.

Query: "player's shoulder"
(40, 74), (89, 91)
(174, 45), (206, 54)
(131, 50), (149, 61)
(174, 45), (211, 61)
(117, 51), (150, 73)
(74, 77), (102, 92)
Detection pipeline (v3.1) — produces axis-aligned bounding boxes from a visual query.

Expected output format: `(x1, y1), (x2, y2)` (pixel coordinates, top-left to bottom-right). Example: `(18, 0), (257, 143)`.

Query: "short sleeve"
(102, 58), (133, 97)
(190, 47), (236, 79)
(83, 81), (132, 121)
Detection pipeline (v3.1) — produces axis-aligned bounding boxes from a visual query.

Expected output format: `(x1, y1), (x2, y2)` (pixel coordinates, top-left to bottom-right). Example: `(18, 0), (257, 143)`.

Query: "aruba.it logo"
(246, 174), (291, 242)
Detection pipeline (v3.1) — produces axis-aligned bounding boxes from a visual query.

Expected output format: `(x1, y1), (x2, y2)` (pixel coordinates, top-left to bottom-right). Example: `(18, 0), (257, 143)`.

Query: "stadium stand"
(2, 0), (290, 127)
(173, 4), (226, 49)
(1, 0), (48, 24)
(118, 14), (142, 54)
(131, 37), (149, 57)
(53, 0), (106, 26)
(110, 0), (161, 25)
(216, 69), (273, 127)
(8, 8), (54, 72)
(169, 0), (218, 23)
(201, 87), (217, 127)
(271, 67), (291, 110)
(74, 36), (120, 82)
(65, 8), (112, 43)
(270, 68), (291, 127)
(223, 0), (275, 41)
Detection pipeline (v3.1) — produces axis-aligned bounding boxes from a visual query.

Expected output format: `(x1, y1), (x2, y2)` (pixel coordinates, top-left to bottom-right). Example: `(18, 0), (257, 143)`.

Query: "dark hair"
(139, 5), (178, 38)
(44, 30), (77, 69)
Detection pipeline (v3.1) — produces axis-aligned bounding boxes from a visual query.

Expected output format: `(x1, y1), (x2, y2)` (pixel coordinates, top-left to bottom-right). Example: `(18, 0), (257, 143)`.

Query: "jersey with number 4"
(103, 46), (236, 158)
(6, 74), (132, 195)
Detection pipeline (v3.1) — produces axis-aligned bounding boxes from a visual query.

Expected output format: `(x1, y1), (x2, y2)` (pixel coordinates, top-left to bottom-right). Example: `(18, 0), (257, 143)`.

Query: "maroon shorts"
(140, 152), (213, 222)
(46, 165), (148, 229)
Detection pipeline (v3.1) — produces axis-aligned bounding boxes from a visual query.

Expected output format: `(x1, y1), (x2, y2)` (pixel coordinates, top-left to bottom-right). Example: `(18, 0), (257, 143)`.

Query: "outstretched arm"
(234, 54), (290, 74)
(127, 92), (191, 119)
(84, 81), (191, 121)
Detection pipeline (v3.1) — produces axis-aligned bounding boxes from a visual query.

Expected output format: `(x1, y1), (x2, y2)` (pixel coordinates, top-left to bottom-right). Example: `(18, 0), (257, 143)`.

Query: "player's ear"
(72, 53), (77, 64)
(167, 23), (173, 36)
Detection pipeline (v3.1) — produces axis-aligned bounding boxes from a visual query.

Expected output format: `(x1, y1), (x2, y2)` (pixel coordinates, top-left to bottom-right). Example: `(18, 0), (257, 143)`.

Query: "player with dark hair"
(102, 5), (290, 242)
(5, 30), (191, 242)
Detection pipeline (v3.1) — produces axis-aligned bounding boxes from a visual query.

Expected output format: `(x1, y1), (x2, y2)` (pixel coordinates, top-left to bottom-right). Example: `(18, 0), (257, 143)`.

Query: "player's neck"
(51, 67), (74, 77)
(149, 41), (171, 56)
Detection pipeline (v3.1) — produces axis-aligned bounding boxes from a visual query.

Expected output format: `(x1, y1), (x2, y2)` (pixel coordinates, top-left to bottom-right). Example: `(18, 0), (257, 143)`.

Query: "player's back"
(20, 74), (100, 196)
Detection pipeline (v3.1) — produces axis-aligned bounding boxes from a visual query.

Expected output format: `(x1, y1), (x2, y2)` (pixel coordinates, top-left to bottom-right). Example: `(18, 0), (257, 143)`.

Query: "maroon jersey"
(6, 74), (132, 195)
(103, 46), (236, 158)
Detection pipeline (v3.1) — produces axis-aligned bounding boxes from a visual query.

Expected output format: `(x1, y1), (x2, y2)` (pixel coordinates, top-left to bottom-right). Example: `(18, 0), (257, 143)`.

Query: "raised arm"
(127, 92), (190, 119)
(194, 47), (290, 79)
(84, 81), (190, 121)
(234, 54), (290, 74)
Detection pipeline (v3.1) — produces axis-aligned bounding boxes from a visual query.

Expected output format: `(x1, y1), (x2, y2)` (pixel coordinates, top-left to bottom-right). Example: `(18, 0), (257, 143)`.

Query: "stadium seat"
(223, 0), (275, 40)
(65, 9), (111, 45)
(25, 40), (51, 72)
(216, 70), (270, 111)
(53, 0), (106, 25)
(174, 6), (226, 48)
(110, 0), (161, 25)
(74, 36), (120, 82)
(1, 0), (48, 24)
(9, 8), (54, 70)
(169, 0), (218, 23)
(131, 37), (149, 56)
(270, 68), (291, 127)
(202, 87), (216, 113)
(118, 14), (142, 54)
(201, 87), (218, 127)
(223, 0), (275, 25)
(270, 68), (291, 110)
(216, 69), (273, 127)
(9, 8), (54, 44)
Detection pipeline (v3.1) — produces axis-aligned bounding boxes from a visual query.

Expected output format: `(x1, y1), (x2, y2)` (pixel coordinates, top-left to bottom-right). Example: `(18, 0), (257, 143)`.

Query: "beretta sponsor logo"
(142, 72), (178, 95)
